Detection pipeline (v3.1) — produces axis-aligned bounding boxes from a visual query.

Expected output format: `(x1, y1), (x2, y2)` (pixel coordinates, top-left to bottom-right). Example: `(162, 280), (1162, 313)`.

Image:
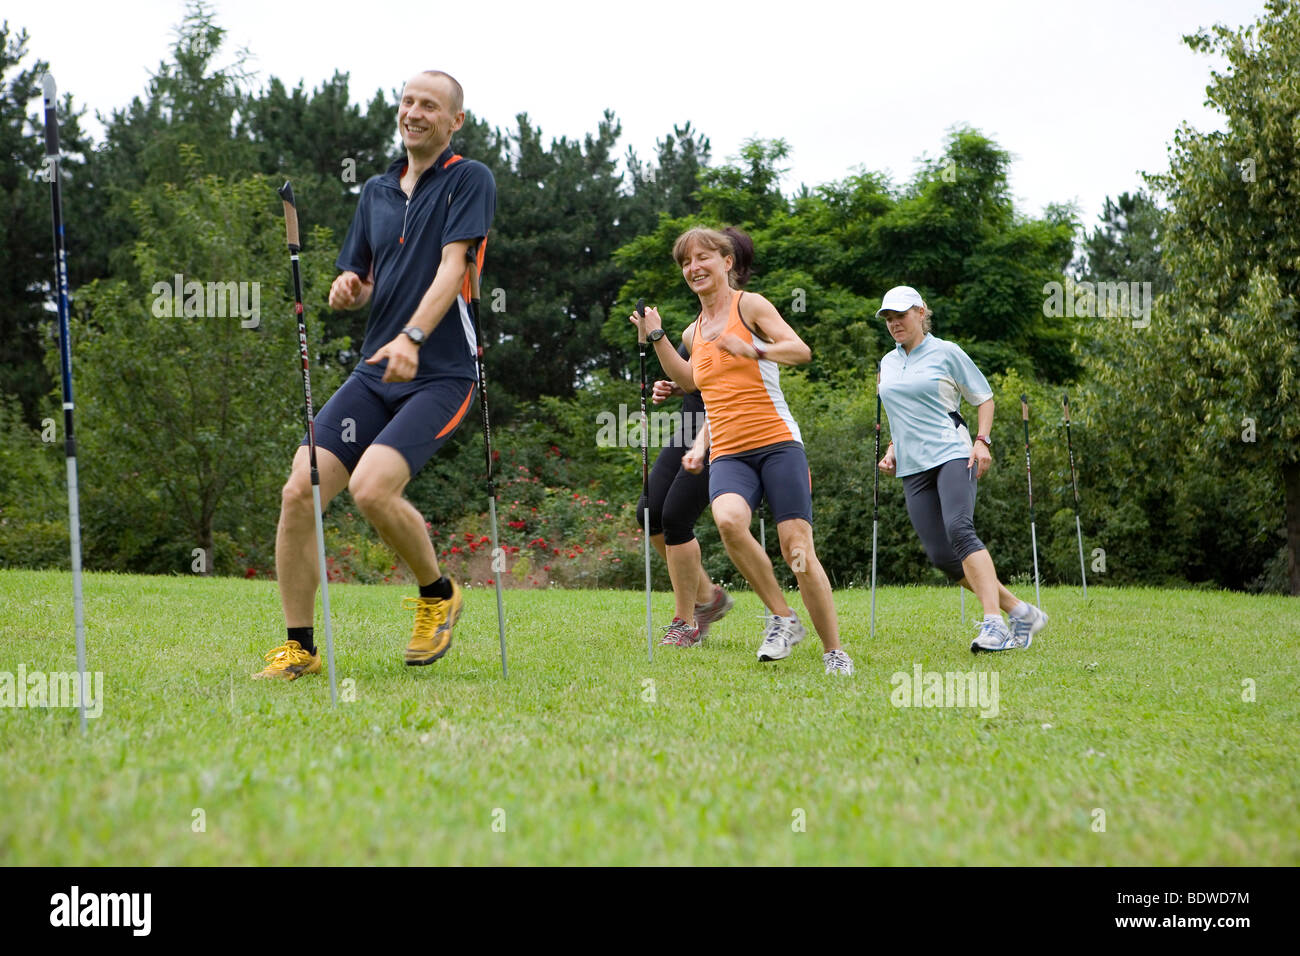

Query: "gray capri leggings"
(901, 458), (985, 581)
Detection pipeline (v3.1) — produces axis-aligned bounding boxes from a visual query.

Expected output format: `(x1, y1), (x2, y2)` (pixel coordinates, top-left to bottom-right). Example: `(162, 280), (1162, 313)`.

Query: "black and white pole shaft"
(43, 74), (89, 733)
(1063, 394), (1087, 598)
(636, 298), (652, 662)
(871, 362), (881, 640)
(277, 181), (338, 706)
(466, 247), (508, 678)
(1020, 394), (1042, 609)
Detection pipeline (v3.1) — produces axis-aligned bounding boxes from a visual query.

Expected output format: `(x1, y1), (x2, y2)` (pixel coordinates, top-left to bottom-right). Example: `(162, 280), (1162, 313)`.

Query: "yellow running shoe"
(403, 582), (462, 665)
(252, 640), (320, 680)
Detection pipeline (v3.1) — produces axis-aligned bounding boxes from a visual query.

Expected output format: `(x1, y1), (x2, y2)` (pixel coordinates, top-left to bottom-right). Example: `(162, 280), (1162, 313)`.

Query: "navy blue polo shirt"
(337, 147), (496, 382)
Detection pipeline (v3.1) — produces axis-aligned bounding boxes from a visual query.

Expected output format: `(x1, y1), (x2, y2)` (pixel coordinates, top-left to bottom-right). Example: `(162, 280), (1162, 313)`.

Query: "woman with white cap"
(875, 286), (1047, 652)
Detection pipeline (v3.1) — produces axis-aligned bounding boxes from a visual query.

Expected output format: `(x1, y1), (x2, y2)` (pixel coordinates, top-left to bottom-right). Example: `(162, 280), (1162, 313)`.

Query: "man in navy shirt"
(255, 70), (496, 680)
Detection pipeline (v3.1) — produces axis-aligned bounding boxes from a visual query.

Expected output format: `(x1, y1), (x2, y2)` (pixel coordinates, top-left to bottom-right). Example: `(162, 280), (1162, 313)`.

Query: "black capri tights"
(901, 458), (986, 581)
(635, 443), (712, 546)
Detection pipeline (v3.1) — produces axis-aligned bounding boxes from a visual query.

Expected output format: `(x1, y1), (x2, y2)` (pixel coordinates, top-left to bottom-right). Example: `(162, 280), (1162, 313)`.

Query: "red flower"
(543, 565), (551, 572)
(480, 535), (490, 543)
(245, 567), (257, 578)
(451, 546), (462, 554)
(507, 520), (526, 529)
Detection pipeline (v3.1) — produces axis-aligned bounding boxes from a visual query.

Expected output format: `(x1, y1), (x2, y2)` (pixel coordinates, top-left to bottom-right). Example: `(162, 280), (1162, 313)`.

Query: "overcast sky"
(19, 0), (1263, 228)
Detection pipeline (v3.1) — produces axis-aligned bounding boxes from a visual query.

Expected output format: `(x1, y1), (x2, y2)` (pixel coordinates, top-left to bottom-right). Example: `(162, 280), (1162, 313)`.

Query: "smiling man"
(255, 70), (496, 680)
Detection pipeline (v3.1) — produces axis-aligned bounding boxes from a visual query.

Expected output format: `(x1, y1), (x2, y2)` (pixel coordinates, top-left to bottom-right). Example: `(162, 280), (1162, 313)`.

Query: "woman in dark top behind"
(636, 341), (733, 647)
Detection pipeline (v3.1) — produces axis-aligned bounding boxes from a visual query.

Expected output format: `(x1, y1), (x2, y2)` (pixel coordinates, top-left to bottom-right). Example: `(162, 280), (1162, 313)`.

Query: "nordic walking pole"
(277, 181), (338, 706)
(759, 511), (766, 552)
(43, 74), (89, 733)
(1063, 393), (1087, 598)
(1020, 394), (1042, 609)
(636, 298), (653, 662)
(871, 362), (881, 640)
(466, 245), (508, 678)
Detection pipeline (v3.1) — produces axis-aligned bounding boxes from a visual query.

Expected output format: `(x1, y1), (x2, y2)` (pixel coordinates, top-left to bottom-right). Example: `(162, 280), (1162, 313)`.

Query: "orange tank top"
(691, 291), (802, 460)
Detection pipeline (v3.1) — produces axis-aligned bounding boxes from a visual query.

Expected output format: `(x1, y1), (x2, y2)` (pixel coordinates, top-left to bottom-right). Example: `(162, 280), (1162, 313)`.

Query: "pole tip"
(42, 73), (57, 101)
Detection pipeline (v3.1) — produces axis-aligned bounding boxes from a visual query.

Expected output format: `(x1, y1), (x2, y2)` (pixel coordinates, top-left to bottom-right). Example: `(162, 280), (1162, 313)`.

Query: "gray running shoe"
(1007, 605), (1047, 648)
(757, 612), (805, 662)
(970, 616), (1018, 653)
(823, 649), (855, 675)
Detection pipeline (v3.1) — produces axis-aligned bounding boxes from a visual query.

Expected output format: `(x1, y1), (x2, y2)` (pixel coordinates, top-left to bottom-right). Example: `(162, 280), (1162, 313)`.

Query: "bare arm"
(630, 307), (697, 392)
(967, 398), (994, 477)
(682, 417), (710, 474)
(365, 239), (474, 383)
(716, 294), (812, 365)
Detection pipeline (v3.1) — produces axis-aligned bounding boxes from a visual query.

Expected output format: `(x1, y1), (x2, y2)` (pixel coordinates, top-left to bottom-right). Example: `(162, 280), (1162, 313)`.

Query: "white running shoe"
(1007, 605), (1047, 648)
(970, 616), (1018, 653)
(757, 612), (805, 662)
(823, 649), (854, 675)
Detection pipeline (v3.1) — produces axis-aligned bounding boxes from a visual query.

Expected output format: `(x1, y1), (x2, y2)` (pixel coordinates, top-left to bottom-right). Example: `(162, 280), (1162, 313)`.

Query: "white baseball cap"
(876, 286), (925, 318)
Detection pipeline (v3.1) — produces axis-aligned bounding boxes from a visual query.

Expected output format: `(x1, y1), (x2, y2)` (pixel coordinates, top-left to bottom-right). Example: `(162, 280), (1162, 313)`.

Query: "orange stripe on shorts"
(436, 382), (476, 439)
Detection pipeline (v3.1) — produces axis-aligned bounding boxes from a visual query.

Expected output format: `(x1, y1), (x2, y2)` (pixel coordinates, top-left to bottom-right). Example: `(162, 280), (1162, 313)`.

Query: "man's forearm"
(405, 245), (471, 334)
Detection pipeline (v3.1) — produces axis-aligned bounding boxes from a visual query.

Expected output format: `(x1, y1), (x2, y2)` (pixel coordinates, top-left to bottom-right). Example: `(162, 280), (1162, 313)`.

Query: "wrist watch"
(647, 328), (666, 343)
(402, 326), (426, 346)
(975, 434), (992, 448)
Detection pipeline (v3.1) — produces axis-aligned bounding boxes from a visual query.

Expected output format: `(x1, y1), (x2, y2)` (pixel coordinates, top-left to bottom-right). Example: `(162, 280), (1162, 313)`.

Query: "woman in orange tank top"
(631, 227), (853, 676)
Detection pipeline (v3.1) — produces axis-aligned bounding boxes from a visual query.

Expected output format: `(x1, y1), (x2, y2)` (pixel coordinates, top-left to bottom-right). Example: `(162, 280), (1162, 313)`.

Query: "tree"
(60, 167), (342, 574)
(1136, 0), (1300, 593)
(1077, 190), (1173, 295)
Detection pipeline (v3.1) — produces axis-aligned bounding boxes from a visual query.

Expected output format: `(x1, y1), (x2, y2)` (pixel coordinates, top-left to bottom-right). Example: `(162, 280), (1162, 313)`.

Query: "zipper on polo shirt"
(395, 160), (443, 248)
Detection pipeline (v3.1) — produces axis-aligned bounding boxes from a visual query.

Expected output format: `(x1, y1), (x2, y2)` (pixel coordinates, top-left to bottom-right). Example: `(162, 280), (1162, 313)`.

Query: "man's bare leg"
(349, 444), (440, 584)
(277, 444), (351, 627)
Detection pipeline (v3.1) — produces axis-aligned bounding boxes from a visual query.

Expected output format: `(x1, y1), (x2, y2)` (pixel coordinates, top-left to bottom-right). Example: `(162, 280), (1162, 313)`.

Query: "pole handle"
(635, 297), (647, 345)
(1062, 393), (1071, 424)
(278, 181), (300, 251)
(466, 245), (482, 303)
(42, 74), (61, 156)
(1020, 393), (1029, 421)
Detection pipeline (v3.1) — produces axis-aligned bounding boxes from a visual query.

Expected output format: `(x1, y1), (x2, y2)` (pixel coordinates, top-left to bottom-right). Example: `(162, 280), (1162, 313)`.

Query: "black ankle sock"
(288, 626), (315, 654)
(420, 576), (453, 600)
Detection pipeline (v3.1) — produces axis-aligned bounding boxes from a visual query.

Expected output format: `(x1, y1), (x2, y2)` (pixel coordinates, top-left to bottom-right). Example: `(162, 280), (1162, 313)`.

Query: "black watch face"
(649, 329), (665, 341)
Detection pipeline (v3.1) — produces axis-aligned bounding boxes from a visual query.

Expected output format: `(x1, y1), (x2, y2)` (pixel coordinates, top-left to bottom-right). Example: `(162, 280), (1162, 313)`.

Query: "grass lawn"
(1, 569), (1296, 865)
